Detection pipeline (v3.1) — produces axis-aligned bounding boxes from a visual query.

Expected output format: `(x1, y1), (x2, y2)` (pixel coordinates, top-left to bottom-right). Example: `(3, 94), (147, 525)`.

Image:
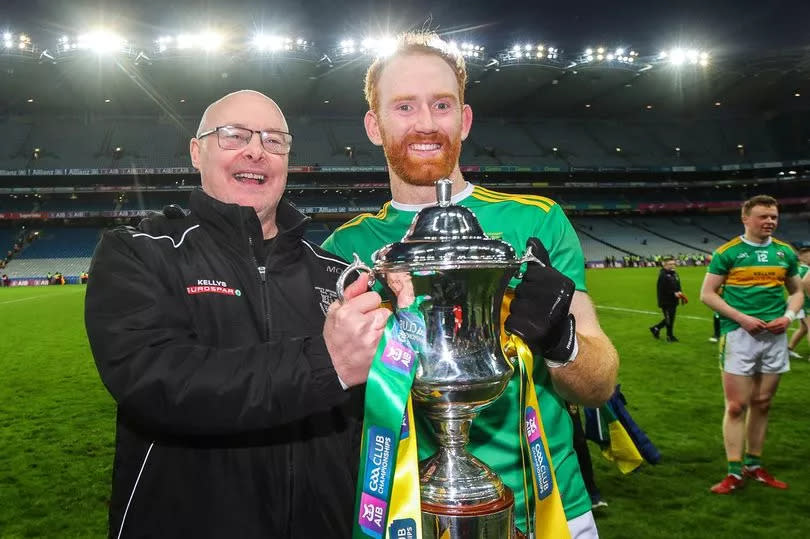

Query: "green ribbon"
(353, 300), (426, 539)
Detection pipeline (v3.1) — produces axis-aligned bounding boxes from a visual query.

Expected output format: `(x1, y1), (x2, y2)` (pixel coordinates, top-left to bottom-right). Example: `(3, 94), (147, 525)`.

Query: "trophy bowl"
(337, 179), (540, 538)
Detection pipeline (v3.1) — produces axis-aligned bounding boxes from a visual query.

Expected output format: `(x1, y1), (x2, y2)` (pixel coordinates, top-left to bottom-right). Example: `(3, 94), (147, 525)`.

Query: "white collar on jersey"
(739, 235), (773, 247)
(390, 181), (475, 212)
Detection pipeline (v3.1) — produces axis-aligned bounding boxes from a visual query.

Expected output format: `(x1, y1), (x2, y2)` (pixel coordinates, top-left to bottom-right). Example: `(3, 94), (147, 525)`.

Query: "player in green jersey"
(787, 247), (810, 359)
(700, 195), (804, 494)
(322, 31), (619, 538)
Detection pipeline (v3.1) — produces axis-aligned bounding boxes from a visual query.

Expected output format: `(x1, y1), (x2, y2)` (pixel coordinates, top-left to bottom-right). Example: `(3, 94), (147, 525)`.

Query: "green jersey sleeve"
(707, 248), (731, 275)
(541, 204), (587, 292)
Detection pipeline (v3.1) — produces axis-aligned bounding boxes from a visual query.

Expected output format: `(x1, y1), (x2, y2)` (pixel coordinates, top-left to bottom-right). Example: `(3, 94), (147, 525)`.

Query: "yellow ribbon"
(507, 335), (571, 539)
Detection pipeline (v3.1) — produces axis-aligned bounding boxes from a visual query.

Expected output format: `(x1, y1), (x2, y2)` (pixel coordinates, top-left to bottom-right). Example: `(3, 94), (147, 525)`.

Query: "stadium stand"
(3, 228), (101, 279)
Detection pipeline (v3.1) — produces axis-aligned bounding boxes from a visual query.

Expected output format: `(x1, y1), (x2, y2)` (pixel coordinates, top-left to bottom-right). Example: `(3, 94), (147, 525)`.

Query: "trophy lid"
(373, 179), (518, 270)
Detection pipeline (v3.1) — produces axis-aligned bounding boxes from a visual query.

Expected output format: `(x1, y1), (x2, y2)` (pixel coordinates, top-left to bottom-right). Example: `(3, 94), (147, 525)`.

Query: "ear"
(460, 104), (473, 142)
(189, 137), (201, 169)
(364, 110), (383, 146)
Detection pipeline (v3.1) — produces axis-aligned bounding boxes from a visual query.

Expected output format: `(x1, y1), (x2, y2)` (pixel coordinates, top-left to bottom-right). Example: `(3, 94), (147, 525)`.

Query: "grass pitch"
(1, 267), (808, 538)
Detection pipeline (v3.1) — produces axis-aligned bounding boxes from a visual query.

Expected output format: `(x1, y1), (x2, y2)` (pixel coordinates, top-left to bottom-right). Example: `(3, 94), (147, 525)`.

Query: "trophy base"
(421, 487), (516, 539)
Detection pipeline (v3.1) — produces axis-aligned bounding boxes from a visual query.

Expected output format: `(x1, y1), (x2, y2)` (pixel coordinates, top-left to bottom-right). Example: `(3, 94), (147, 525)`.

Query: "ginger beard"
(379, 125), (462, 187)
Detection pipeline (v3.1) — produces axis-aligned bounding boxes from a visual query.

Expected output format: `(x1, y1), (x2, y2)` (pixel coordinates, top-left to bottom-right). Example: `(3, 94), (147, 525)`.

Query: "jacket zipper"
(250, 235), (293, 534)
(248, 235), (271, 341)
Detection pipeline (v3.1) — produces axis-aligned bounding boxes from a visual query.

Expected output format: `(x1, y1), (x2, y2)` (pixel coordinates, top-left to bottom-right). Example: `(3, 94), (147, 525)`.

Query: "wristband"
(784, 309), (798, 322)
(545, 335), (578, 369)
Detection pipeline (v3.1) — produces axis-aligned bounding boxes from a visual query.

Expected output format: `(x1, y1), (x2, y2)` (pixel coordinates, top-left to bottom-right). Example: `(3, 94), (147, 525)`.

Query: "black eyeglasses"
(196, 125), (293, 155)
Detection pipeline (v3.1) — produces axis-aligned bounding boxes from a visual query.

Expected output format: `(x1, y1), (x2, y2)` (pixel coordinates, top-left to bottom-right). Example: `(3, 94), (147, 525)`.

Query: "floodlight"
(669, 48), (685, 65)
(597, 47), (605, 54)
(596, 54), (603, 60)
(2, 32), (10, 40)
(77, 30), (126, 54)
(200, 31), (223, 51)
(616, 48), (624, 55)
(512, 44), (520, 52)
(585, 47), (593, 55)
(606, 53), (614, 61)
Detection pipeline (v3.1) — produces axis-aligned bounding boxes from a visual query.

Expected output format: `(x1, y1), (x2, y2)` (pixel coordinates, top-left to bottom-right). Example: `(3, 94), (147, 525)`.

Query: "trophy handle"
(516, 244), (545, 279)
(336, 254), (376, 302)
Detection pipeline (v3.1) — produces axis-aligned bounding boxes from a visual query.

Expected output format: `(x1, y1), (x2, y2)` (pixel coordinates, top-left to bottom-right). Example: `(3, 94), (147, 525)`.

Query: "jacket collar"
(189, 189), (309, 260)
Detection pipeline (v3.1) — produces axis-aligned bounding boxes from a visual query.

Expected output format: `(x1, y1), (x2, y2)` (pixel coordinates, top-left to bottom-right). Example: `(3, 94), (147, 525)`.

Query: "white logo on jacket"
(314, 286), (339, 315)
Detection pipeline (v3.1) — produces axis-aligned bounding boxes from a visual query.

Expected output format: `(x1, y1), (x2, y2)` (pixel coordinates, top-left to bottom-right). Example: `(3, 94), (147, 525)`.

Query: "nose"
(413, 103), (438, 133)
(242, 132), (266, 161)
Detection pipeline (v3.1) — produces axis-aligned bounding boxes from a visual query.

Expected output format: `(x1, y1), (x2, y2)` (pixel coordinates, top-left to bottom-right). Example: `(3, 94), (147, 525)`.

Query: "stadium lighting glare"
(675, 147), (681, 151)
(662, 47), (710, 67)
(789, 170), (797, 175)
(552, 147), (558, 152)
(104, 98), (111, 103)
(200, 31), (224, 51)
(253, 34), (286, 52)
(449, 40), (485, 59)
(358, 36), (397, 57)
(27, 98), (34, 103)
(585, 104), (591, 108)
(645, 104), (653, 109)
(2, 32), (10, 41)
(77, 30), (127, 54)
(597, 47), (605, 54)
(585, 47), (593, 55)
(794, 91), (801, 97)
(615, 147), (622, 152)
(714, 101), (722, 106)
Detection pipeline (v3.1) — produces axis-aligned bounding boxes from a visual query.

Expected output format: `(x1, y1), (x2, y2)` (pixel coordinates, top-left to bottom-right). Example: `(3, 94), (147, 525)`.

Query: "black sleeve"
(656, 272), (665, 304)
(84, 230), (348, 437)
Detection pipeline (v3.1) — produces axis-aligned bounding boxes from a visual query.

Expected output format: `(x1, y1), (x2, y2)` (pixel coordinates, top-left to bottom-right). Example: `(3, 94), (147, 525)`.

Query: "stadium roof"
(1, 0), (808, 117)
(0, 45), (807, 118)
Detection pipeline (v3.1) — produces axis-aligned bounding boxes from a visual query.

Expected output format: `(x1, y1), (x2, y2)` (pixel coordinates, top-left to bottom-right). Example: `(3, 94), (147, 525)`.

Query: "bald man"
(85, 90), (389, 537)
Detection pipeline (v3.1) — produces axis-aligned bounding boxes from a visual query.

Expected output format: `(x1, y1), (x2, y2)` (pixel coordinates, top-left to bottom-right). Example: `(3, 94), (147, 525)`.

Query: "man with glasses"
(85, 90), (391, 537)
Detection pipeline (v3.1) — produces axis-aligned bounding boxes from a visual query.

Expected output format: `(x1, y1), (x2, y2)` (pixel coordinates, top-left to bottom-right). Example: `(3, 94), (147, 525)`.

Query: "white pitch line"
(596, 304), (711, 321)
(595, 305), (800, 334)
(0, 290), (79, 305)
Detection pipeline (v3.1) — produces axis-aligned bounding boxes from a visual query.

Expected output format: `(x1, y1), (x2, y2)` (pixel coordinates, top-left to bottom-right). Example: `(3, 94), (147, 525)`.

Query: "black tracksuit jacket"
(85, 189), (361, 538)
(656, 268), (682, 308)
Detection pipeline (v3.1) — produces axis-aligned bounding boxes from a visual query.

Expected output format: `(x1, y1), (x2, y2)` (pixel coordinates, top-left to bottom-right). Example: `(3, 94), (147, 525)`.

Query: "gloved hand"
(676, 291), (689, 305)
(505, 238), (577, 366)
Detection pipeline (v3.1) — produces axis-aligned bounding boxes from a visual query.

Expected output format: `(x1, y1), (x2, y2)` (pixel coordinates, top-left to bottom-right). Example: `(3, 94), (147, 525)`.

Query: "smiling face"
(742, 204), (779, 242)
(364, 53), (472, 188)
(190, 91), (289, 235)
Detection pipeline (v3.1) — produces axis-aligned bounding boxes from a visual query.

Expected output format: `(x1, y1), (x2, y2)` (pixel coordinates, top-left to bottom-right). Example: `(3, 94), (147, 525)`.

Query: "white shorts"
(719, 326), (789, 375)
(798, 309), (806, 320)
(568, 510), (599, 538)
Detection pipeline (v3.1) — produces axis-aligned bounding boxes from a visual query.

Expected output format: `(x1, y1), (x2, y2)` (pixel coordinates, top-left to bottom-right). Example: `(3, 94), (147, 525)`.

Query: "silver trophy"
(337, 179), (540, 538)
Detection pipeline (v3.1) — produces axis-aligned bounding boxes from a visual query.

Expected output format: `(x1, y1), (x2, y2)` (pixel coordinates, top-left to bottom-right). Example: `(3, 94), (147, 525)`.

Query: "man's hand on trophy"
(505, 237), (578, 368)
(324, 273), (391, 387)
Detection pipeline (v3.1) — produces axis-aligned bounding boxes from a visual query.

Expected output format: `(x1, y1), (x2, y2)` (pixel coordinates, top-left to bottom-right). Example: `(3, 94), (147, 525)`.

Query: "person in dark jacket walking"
(85, 90), (396, 538)
(650, 256), (687, 342)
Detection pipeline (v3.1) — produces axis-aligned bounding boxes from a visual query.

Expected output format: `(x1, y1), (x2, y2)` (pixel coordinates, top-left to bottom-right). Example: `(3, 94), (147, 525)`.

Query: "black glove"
(505, 237), (577, 366)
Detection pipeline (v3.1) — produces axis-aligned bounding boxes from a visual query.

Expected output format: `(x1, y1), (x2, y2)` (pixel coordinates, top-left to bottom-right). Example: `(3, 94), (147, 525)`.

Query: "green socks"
(728, 460), (743, 478)
(744, 453), (762, 470)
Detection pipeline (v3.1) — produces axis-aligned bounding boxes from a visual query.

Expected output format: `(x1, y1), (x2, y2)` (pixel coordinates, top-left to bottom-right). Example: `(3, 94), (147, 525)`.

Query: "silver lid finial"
(436, 179), (453, 207)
